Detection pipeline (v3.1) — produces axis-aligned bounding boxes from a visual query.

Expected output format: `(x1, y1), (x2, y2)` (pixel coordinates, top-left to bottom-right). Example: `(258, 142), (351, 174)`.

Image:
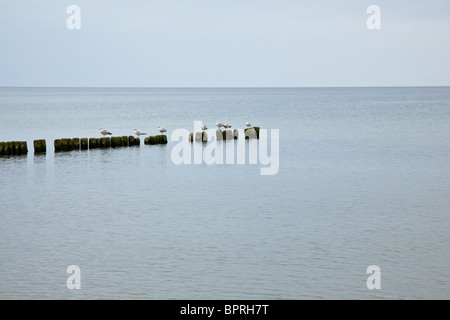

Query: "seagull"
(134, 129), (147, 137)
(99, 128), (112, 136)
(201, 124), (208, 131)
(246, 121), (252, 128)
(216, 121), (225, 130)
(223, 123), (232, 129)
(158, 126), (167, 135)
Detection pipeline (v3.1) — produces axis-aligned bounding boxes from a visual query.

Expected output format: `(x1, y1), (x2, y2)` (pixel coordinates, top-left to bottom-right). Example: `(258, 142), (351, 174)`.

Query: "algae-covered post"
(19, 141), (28, 155)
(111, 136), (120, 148)
(61, 138), (74, 151)
(89, 138), (99, 149)
(72, 138), (80, 151)
(54, 139), (62, 152)
(41, 140), (47, 153)
(20, 141), (28, 155)
(99, 137), (111, 148)
(13, 141), (21, 155)
(5, 142), (12, 155)
(129, 136), (136, 146)
(33, 140), (41, 154)
(114, 136), (128, 147)
(34, 139), (46, 154)
(122, 136), (129, 147)
(81, 138), (88, 150)
(7, 142), (14, 155)
(144, 135), (167, 145)
(0, 141), (28, 156)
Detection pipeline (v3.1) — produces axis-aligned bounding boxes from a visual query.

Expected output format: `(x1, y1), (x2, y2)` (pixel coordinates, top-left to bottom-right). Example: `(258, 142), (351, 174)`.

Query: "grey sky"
(1, 0), (449, 87)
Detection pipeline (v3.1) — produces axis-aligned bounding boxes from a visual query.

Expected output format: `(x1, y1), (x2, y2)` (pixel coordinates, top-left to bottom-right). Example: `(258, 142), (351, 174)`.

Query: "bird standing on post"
(134, 129), (147, 137)
(216, 121), (225, 130)
(158, 126), (167, 135)
(99, 128), (112, 136)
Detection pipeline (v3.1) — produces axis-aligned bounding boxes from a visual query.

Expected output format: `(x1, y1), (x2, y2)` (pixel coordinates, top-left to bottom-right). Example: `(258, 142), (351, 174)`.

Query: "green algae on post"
(89, 138), (99, 149)
(80, 138), (88, 150)
(72, 138), (80, 151)
(34, 139), (47, 153)
(99, 137), (111, 148)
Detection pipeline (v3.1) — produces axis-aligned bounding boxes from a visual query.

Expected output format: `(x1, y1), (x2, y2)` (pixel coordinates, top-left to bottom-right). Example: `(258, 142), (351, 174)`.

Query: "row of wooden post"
(0, 135), (168, 156)
(54, 135), (168, 152)
(189, 127), (260, 142)
(54, 136), (140, 152)
(0, 141), (28, 156)
(1, 129), (259, 156)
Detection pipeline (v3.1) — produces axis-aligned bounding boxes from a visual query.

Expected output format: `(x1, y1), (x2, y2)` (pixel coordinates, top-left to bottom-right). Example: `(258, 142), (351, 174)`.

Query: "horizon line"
(1, 85), (450, 89)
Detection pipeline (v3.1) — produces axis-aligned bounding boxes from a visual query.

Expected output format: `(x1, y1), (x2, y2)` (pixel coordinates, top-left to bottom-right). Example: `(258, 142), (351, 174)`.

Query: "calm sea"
(0, 87), (449, 299)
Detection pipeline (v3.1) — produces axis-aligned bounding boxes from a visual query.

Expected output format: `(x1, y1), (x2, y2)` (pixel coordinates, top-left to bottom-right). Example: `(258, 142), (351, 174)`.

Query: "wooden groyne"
(2, 135), (168, 155)
(144, 135), (168, 145)
(0, 141), (28, 156)
(2, 128), (260, 156)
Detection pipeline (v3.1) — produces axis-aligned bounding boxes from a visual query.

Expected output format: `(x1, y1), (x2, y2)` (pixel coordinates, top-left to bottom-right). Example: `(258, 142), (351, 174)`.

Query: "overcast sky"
(0, 0), (449, 87)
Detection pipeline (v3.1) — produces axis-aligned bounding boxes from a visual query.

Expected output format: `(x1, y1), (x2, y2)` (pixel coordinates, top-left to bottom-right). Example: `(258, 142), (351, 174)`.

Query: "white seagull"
(216, 121), (225, 130)
(246, 121), (252, 128)
(134, 129), (147, 137)
(99, 128), (112, 136)
(201, 124), (208, 131)
(158, 126), (167, 135)
(223, 123), (232, 129)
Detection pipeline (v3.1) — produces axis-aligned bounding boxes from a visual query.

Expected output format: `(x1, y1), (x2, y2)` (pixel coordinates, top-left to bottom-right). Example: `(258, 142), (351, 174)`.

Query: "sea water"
(0, 87), (449, 299)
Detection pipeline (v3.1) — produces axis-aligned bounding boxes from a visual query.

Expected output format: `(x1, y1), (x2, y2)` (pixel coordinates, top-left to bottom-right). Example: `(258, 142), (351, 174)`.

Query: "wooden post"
(81, 138), (88, 150)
